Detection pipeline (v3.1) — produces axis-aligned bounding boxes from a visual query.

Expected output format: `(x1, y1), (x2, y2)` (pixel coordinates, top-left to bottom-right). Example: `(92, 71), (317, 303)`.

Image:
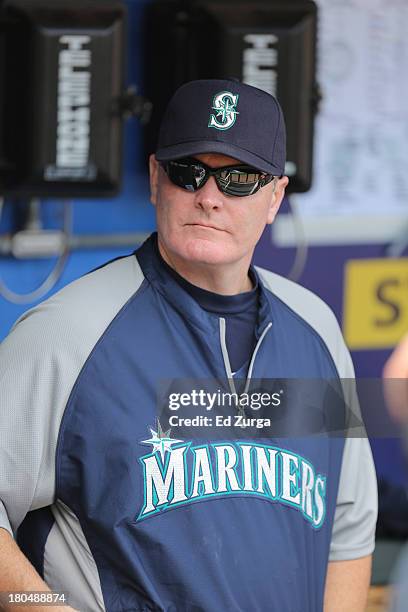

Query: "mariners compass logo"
(208, 91), (239, 130)
(141, 420), (183, 463)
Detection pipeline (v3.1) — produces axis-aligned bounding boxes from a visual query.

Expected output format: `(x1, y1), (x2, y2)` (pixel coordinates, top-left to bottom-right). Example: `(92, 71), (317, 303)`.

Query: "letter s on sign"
(375, 279), (400, 327)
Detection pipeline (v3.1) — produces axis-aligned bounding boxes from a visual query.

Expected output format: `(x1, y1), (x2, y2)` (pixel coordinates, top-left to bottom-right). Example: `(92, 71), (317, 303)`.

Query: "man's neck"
(157, 239), (253, 295)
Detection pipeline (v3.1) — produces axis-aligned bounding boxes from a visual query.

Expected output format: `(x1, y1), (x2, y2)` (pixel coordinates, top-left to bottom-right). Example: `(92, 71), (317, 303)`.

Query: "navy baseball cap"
(155, 79), (286, 176)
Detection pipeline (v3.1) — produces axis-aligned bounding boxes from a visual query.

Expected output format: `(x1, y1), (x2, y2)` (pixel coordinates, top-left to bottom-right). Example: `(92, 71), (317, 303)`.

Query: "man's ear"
(149, 154), (159, 206)
(266, 176), (289, 224)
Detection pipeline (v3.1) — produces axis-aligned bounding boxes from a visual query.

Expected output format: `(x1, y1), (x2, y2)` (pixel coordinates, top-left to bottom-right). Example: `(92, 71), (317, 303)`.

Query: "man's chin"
(181, 237), (233, 266)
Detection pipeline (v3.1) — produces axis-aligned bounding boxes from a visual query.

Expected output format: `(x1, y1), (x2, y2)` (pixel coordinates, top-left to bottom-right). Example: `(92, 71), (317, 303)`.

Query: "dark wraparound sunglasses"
(161, 157), (275, 197)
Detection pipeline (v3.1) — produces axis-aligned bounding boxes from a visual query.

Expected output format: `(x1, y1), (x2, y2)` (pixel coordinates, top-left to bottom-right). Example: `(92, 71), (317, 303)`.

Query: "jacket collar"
(135, 233), (273, 335)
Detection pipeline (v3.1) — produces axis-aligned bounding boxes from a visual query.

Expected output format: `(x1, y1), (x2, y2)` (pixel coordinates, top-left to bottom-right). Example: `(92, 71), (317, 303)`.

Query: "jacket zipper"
(219, 317), (272, 416)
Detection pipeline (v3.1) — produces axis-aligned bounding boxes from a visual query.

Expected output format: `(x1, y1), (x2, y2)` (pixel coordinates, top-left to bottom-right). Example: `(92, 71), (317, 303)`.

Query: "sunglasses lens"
(163, 159), (273, 197)
(217, 169), (264, 197)
(164, 159), (207, 192)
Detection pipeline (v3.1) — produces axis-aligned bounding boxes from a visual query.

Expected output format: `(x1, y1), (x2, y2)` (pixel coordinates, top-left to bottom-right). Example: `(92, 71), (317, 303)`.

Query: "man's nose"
(193, 176), (224, 213)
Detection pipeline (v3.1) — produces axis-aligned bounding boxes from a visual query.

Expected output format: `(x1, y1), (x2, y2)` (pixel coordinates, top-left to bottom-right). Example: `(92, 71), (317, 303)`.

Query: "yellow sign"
(343, 258), (408, 350)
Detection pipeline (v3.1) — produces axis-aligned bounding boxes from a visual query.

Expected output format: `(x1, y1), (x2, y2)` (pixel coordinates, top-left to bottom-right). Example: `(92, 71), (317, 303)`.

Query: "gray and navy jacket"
(0, 233), (377, 611)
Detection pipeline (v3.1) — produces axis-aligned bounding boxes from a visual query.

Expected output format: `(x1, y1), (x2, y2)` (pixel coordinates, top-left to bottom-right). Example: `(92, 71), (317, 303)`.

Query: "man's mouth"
(187, 223), (223, 231)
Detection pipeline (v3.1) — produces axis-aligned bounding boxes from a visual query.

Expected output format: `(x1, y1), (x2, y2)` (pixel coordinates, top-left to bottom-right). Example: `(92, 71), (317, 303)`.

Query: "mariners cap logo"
(208, 91), (239, 131)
